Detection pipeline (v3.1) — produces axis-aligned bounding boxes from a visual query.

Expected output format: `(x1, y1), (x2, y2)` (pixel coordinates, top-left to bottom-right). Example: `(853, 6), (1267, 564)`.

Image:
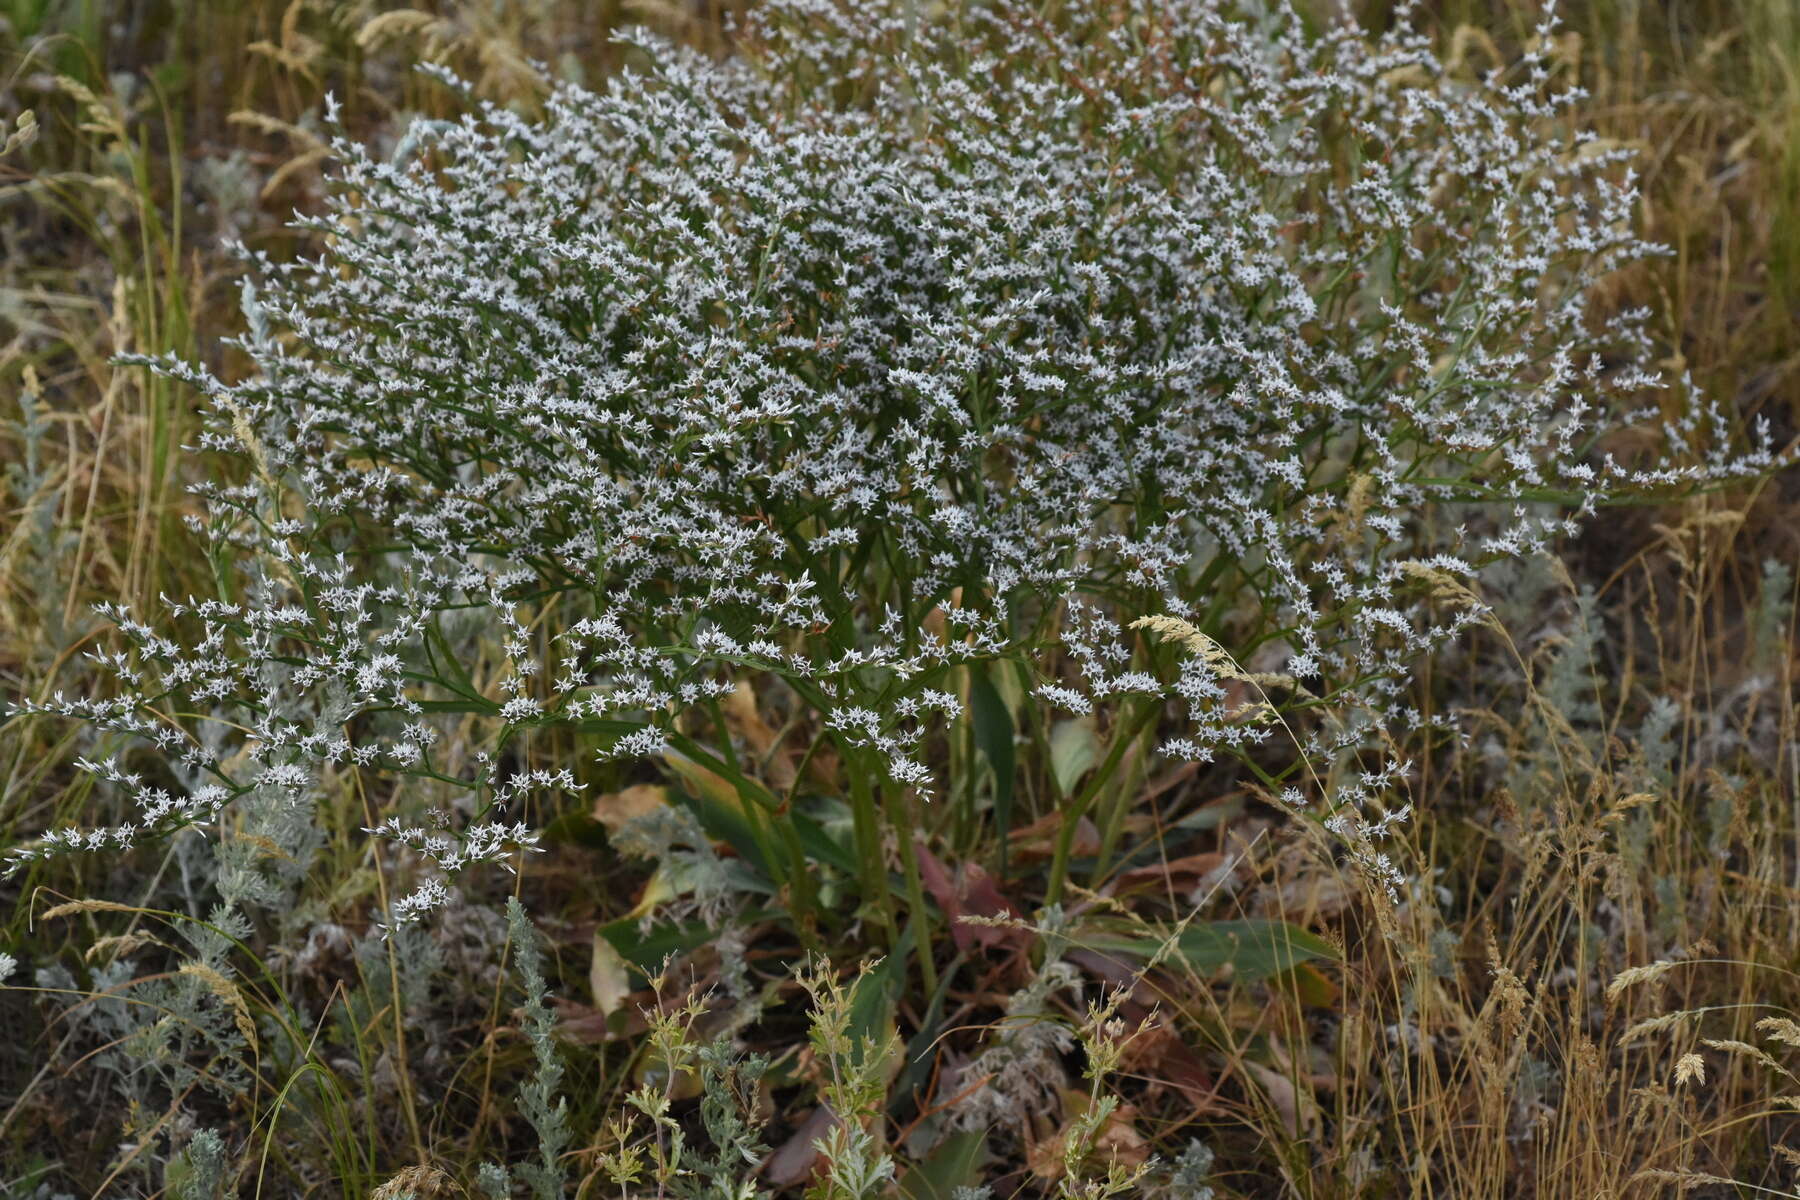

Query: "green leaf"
(665, 733), (782, 813)
(848, 956), (897, 1040)
(847, 940), (907, 1072)
(1176, 921), (1335, 978)
(789, 809), (859, 876)
(539, 810), (608, 848)
(568, 718), (652, 740)
(673, 775), (776, 880)
(970, 666), (1015, 871)
(662, 736), (795, 893)
(1079, 919), (1336, 982)
(1049, 717), (1100, 799)
(890, 949), (962, 1121)
(597, 917), (717, 974)
(899, 1131), (987, 1200)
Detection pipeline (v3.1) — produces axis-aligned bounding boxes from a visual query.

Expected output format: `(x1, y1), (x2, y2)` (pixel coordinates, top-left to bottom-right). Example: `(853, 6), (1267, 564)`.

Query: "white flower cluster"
(15, 0), (1783, 911)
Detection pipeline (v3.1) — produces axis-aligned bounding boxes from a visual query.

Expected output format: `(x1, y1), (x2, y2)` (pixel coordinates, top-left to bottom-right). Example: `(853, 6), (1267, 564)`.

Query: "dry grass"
(2, 0), (1797, 1195)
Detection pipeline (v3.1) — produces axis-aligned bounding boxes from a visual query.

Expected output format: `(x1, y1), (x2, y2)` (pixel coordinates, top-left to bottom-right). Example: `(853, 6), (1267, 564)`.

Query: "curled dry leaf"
(1111, 851), (1227, 899)
(591, 782), (667, 835)
(722, 681), (796, 791)
(1243, 1060), (1322, 1139)
(1028, 1091), (1150, 1181)
(914, 843), (1024, 953)
(764, 1104), (839, 1189)
(589, 930), (632, 1020)
(1008, 810), (1101, 863)
(1114, 1015), (1218, 1116)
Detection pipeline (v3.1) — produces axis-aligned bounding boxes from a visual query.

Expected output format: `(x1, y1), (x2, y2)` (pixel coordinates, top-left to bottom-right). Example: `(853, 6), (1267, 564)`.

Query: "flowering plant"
(14, 0), (1780, 959)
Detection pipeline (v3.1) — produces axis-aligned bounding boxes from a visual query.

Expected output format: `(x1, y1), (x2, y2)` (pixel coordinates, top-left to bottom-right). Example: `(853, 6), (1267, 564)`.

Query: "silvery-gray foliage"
(11, 0), (1782, 919)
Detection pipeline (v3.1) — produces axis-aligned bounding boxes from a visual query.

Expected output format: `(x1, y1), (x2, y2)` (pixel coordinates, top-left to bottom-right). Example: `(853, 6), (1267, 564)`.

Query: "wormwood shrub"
(4, 0), (1787, 1189)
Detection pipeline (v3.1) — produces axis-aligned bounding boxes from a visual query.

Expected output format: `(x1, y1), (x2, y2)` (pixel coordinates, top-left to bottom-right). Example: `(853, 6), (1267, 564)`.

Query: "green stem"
(1045, 698), (1161, 906)
(848, 751), (901, 951)
(885, 780), (940, 997)
(1089, 739), (1147, 887)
